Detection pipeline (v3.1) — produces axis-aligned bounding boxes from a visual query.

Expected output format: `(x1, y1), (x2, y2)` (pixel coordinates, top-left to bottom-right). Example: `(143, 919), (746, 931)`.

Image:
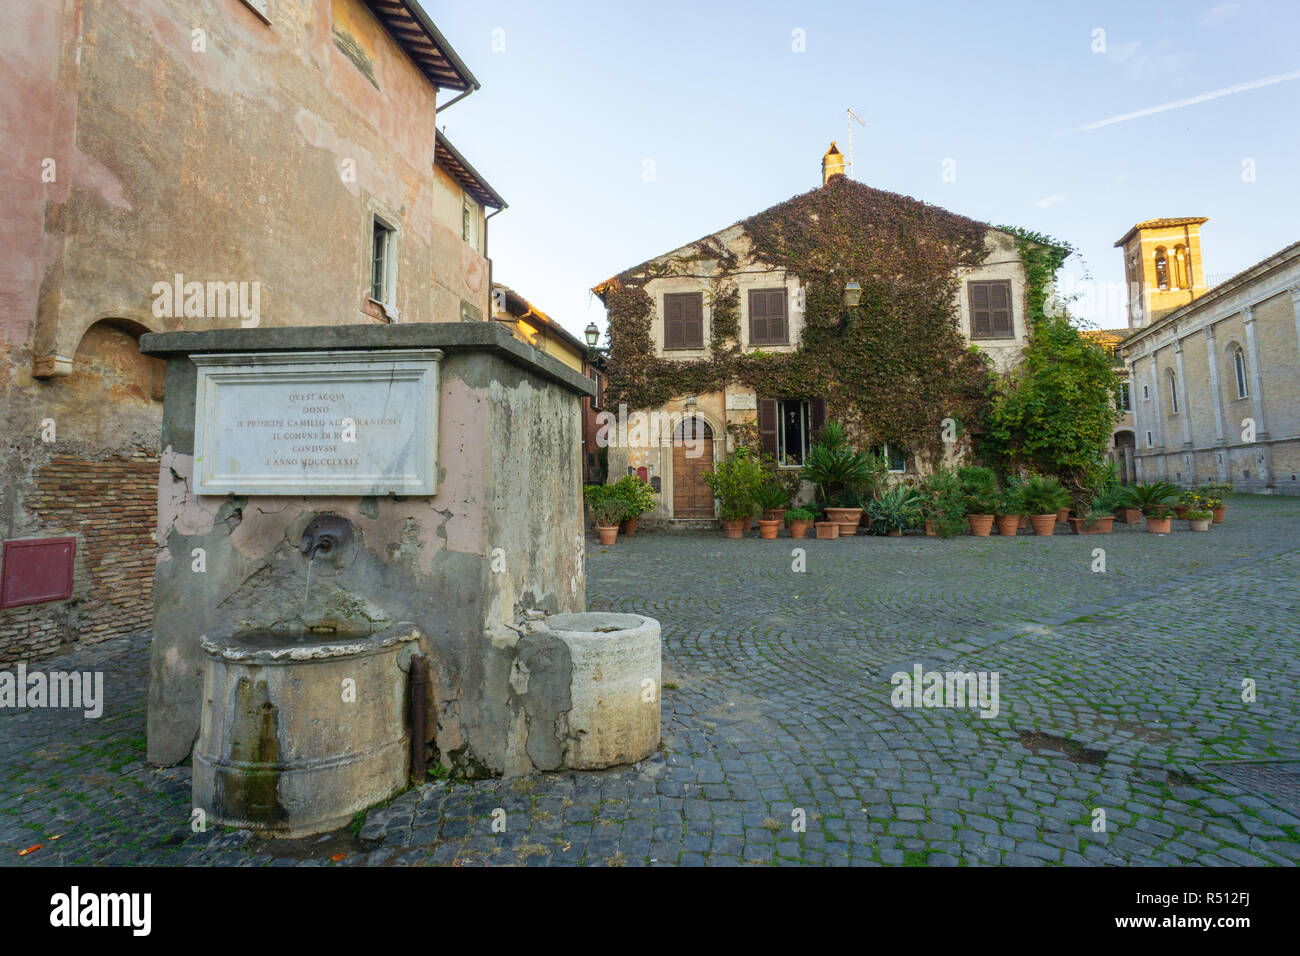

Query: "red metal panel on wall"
(0, 537), (76, 608)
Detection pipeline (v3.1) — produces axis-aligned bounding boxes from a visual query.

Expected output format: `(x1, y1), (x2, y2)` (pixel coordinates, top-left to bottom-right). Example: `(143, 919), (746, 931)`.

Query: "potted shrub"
(584, 486), (628, 546)
(1186, 508), (1213, 532)
(801, 422), (878, 536)
(786, 507), (815, 540)
(995, 482), (1024, 537)
(703, 446), (764, 539)
(1174, 488), (1197, 519)
(610, 473), (657, 536)
(868, 485), (922, 537)
(958, 465), (999, 536)
(754, 482), (790, 538)
(1120, 481), (1179, 534)
(1022, 475), (1071, 536)
(1068, 507), (1115, 534)
(919, 469), (966, 538)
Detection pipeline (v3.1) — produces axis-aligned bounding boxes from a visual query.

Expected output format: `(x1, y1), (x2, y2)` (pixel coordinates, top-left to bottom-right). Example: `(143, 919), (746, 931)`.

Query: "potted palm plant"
(1022, 475), (1071, 536)
(785, 506), (815, 540)
(584, 485), (628, 546)
(754, 481), (790, 539)
(1120, 481), (1180, 534)
(958, 465), (999, 536)
(703, 446), (764, 539)
(801, 422), (877, 536)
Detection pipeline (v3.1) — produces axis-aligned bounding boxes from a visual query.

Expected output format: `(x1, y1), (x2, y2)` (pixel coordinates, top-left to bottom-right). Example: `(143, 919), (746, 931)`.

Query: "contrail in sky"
(1077, 68), (1300, 131)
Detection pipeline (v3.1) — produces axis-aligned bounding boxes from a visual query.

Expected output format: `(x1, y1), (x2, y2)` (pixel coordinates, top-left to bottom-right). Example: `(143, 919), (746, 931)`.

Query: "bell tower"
(821, 142), (846, 184)
(1113, 217), (1209, 329)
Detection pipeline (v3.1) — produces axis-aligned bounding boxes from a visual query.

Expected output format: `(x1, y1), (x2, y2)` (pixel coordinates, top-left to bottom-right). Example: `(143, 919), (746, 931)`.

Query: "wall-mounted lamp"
(843, 281), (862, 308)
(584, 322), (600, 348)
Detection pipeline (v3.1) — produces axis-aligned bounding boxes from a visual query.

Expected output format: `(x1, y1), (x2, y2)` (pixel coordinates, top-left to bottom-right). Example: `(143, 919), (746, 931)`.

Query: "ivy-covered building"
(591, 144), (1035, 525)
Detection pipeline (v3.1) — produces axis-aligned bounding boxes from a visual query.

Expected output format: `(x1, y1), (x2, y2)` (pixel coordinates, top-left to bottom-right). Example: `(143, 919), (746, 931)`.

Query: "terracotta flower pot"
(1188, 518), (1211, 532)
(1173, 505), (1190, 518)
(924, 520), (936, 537)
(1028, 514), (1057, 536)
(995, 515), (1020, 537)
(788, 520), (811, 540)
(1212, 506), (1225, 523)
(619, 516), (638, 536)
(1145, 515), (1172, 534)
(1118, 507), (1142, 525)
(758, 518), (781, 539)
(886, 529), (902, 537)
(1084, 517), (1113, 534)
(722, 518), (747, 539)
(1067, 517), (1084, 535)
(824, 507), (863, 536)
(967, 514), (994, 537)
(1019, 514), (1028, 529)
(765, 508), (787, 524)
(596, 524), (619, 546)
(814, 521), (840, 540)
(1055, 507), (1070, 524)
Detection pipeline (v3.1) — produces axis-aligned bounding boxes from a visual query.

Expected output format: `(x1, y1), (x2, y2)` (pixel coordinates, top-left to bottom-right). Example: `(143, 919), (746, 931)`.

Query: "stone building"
(591, 144), (1034, 525)
(0, 0), (503, 663)
(1117, 219), (1300, 493)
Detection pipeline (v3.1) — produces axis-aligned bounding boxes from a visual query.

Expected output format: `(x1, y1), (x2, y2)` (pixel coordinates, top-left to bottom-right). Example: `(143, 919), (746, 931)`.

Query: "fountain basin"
(193, 623), (420, 837)
(529, 612), (661, 769)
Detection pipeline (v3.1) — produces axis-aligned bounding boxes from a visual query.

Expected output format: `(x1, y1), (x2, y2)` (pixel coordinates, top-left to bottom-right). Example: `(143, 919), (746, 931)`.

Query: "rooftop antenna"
(846, 108), (866, 179)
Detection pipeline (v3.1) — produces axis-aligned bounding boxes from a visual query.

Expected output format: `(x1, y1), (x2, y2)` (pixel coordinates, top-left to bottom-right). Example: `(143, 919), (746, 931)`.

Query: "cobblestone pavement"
(4, 495), (1299, 866)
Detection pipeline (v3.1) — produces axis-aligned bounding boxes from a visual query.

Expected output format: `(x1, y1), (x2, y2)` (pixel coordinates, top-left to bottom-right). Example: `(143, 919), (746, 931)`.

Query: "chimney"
(822, 142), (846, 184)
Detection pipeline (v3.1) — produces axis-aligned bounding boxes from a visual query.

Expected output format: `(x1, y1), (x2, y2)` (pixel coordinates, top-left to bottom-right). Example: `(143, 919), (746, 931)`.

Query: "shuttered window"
(758, 397), (825, 465)
(968, 280), (1014, 339)
(663, 292), (704, 350)
(748, 288), (789, 345)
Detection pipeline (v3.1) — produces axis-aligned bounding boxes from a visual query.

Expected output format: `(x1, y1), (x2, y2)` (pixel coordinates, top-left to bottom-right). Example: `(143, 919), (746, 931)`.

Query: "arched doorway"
(1114, 430), (1136, 485)
(672, 418), (714, 519)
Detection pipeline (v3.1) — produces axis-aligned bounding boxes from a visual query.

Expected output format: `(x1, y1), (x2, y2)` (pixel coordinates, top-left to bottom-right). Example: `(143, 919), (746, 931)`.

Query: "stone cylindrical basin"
(193, 623), (420, 837)
(531, 612), (661, 770)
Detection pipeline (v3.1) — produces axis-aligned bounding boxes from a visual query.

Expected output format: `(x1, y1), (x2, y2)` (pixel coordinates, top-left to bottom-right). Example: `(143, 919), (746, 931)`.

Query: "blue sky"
(425, 0), (1300, 337)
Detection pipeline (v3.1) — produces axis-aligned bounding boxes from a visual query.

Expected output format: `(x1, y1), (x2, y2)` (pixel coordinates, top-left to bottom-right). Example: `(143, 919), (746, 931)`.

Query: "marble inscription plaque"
(192, 349), (442, 495)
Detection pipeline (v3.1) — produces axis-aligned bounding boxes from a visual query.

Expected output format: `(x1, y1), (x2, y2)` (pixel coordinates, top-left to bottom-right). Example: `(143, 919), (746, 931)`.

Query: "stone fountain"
(140, 322), (662, 836)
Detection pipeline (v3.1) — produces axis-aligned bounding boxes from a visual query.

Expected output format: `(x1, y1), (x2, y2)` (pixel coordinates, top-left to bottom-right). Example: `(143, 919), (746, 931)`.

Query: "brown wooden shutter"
(989, 281), (1013, 337)
(810, 397), (827, 436)
(757, 398), (778, 458)
(969, 282), (991, 339)
(664, 294), (683, 348)
(769, 290), (787, 342)
(749, 290), (768, 344)
(684, 293), (703, 348)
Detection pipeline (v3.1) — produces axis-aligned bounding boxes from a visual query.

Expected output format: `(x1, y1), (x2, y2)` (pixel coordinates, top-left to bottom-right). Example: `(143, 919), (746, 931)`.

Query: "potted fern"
(801, 422), (877, 536)
(754, 481), (790, 539)
(868, 485), (922, 537)
(996, 481), (1024, 537)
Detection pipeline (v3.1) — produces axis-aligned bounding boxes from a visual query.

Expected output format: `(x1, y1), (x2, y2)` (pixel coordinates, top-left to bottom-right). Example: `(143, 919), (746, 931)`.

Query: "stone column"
(1204, 324), (1229, 482)
(1290, 285), (1300, 362)
(1174, 339), (1192, 449)
(1148, 352), (1166, 478)
(1242, 305), (1272, 488)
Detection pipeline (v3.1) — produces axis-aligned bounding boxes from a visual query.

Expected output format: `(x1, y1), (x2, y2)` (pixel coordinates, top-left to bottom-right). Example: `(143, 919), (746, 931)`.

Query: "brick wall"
(0, 452), (157, 663)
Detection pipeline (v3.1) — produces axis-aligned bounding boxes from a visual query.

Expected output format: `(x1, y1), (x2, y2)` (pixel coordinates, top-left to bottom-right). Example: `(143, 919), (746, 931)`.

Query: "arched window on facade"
(1233, 346), (1249, 399)
(1154, 247), (1170, 290)
(1172, 244), (1189, 289)
(1167, 369), (1179, 414)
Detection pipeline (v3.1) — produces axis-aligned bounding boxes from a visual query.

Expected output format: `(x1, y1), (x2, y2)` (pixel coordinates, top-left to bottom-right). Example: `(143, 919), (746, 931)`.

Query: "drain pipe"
(409, 654), (428, 784)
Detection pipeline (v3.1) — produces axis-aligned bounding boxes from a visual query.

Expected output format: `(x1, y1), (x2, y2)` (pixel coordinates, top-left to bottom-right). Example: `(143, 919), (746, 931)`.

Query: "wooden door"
(672, 418), (714, 518)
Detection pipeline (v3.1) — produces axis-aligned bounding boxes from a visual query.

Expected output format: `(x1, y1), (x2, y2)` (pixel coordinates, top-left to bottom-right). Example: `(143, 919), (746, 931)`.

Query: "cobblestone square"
(4, 496), (1298, 866)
